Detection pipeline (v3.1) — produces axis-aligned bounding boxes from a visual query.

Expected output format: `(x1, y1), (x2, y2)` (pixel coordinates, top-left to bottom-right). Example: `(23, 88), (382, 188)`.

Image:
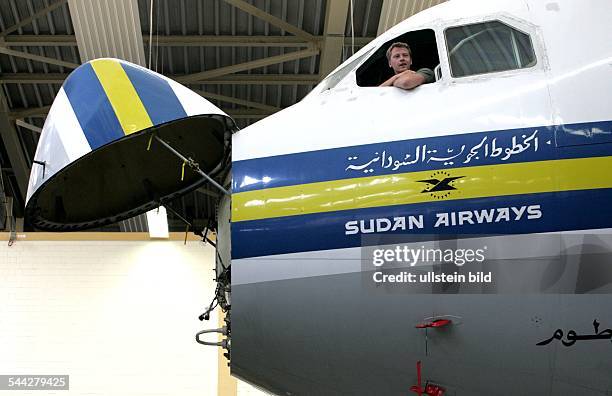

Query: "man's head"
(386, 42), (412, 74)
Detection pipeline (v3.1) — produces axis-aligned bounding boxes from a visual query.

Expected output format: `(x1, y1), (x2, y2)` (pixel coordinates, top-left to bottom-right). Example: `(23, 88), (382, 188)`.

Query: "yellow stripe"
(233, 156), (612, 222)
(90, 59), (153, 135)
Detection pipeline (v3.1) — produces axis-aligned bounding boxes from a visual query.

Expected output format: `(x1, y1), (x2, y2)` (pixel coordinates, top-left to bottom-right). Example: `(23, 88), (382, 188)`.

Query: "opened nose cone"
(25, 58), (235, 231)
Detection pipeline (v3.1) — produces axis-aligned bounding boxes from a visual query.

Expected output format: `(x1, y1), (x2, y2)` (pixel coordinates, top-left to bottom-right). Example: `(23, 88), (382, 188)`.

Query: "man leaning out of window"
(380, 42), (434, 90)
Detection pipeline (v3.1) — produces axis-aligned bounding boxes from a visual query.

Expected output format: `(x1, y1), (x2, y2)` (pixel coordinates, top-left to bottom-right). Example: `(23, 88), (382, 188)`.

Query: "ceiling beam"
(0, 34), (373, 48)
(0, 46), (79, 69)
(224, 108), (274, 119)
(176, 47), (319, 83)
(15, 119), (42, 134)
(0, 91), (30, 199)
(222, 0), (315, 42)
(0, 73), (68, 84)
(0, 0), (67, 37)
(319, 0), (351, 80)
(9, 106), (51, 119)
(184, 73), (320, 85)
(195, 91), (280, 113)
(0, 35), (77, 46)
(0, 73), (321, 85)
(143, 35), (317, 47)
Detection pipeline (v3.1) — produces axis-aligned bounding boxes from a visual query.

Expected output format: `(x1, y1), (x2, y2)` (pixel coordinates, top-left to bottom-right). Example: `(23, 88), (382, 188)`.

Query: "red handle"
(415, 319), (452, 329)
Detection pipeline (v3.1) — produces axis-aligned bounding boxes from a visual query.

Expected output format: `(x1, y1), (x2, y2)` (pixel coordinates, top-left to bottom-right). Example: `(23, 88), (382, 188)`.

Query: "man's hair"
(386, 42), (412, 61)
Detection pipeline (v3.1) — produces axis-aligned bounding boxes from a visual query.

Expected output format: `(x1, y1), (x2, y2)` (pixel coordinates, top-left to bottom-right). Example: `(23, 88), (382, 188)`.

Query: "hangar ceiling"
(0, 0), (444, 232)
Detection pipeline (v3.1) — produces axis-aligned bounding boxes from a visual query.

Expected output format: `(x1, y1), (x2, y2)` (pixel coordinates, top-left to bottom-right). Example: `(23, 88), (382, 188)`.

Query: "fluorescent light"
(146, 206), (169, 239)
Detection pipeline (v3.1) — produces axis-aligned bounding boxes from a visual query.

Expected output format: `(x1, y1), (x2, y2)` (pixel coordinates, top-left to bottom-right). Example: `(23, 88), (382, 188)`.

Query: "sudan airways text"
(345, 204), (542, 235)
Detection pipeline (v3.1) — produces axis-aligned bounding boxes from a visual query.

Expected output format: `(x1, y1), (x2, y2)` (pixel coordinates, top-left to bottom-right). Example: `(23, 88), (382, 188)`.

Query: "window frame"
(439, 14), (545, 82)
(311, 47), (377, 94)
(353, 27), (444, 88)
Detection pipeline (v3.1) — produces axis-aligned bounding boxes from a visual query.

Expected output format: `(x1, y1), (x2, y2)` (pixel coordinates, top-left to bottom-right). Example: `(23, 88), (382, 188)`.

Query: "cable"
(148, 0), (154, 68)
(350, 0), (355, 56)
(155, 0), (160, 72)
(0, 170), (6, 231)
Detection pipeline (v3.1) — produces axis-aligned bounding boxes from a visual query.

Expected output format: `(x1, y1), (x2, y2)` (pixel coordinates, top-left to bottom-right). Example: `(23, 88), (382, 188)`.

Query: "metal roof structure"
(0, 0), (444, 232)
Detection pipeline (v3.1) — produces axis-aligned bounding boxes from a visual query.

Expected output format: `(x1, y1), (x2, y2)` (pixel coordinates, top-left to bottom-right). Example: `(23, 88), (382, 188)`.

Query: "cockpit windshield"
(310, 48), (375, 94)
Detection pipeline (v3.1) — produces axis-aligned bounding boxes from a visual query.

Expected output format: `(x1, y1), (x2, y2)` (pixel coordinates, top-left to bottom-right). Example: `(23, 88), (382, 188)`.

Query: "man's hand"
(379, 70), (426, 90)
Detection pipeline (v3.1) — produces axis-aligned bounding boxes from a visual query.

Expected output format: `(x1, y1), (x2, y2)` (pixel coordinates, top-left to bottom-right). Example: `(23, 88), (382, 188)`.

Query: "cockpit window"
(356, 29), (439, 87)
(445, 20), (536, 78)
(316, 49), (373, 92)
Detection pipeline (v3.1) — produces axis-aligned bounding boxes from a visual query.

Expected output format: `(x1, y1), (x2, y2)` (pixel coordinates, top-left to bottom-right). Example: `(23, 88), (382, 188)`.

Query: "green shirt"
(416, 68), (435, 84)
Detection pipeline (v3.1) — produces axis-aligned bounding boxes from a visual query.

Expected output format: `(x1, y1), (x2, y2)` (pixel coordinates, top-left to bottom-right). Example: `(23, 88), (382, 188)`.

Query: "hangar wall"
(0, 234), (223, 395)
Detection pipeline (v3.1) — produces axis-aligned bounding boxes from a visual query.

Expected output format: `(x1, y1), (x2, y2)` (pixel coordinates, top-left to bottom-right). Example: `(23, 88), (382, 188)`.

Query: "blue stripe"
(233, 121), (612, 194)
(121, 63), (187, 126)
(62, 63), (124, 150)
(231, 189), (612, 259)
(556, 120), (612, 147)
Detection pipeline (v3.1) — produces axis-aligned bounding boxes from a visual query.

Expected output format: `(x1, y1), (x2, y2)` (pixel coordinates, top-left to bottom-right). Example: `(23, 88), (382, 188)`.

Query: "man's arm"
(380, 74), (399, 87)
(391, 70), (427, 90)
(416, 68), (435, 84)
(379, 68), (434, 90)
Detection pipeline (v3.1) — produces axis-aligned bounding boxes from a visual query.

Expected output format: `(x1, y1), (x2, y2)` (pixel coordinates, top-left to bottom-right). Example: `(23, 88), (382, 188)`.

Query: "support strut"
(153, 135), (230, 196)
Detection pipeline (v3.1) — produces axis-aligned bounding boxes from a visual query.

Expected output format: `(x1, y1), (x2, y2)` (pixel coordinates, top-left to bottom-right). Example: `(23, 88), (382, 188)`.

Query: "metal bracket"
(152, 135), (230, 196)
(196, 326), (228, 348)
(32, 160), (46, 178)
